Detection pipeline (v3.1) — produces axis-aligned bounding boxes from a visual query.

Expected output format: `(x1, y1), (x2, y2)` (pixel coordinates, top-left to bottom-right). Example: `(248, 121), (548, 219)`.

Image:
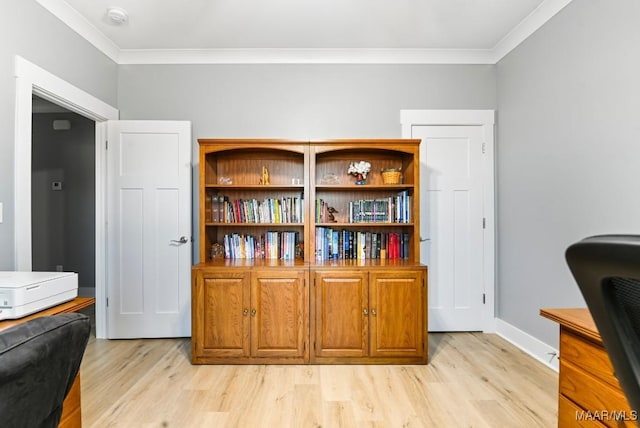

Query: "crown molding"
(36, 0), (574, 65)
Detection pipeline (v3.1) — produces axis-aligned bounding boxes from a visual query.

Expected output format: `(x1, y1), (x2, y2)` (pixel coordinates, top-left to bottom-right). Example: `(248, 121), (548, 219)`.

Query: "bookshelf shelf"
(205, 184), (305, 190)
(315, 222), (415, 227)
(315, 184), (414, 190)
(205, 222), (305, 226)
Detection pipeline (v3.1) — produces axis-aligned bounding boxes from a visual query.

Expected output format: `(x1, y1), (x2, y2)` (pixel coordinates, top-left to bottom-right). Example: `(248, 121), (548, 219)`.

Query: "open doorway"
(31, 95), (96, 297)
(15, 56), (119, 338)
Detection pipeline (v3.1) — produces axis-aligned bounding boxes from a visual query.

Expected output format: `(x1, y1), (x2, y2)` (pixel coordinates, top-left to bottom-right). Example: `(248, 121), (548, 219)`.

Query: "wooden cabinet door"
(369, 270), (425, 358)
(313, 270), (369, 358)
(250, 269), (309, 359)
(192, 270), (250, 359)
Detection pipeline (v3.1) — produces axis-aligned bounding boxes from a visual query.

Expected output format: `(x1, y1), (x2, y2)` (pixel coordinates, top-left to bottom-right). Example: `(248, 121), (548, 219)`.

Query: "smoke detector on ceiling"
(107, 7), (128, 25)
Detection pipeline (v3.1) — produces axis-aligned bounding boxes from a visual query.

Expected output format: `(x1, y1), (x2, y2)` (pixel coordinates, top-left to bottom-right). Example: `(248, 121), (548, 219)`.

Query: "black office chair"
(0, 313), (91, 428)
(566, 234), (640, 413)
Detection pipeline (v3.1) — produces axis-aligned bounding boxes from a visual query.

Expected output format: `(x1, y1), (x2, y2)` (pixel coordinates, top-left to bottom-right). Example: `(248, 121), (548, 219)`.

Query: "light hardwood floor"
(79, 330), (558, 427)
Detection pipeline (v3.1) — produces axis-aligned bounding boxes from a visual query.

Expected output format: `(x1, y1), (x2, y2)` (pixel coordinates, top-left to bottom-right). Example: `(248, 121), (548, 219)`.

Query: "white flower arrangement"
(347, 161), (372, 179)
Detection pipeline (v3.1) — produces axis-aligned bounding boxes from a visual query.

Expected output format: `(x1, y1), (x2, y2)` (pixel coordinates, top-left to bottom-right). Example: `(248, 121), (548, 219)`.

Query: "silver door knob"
(171, 236), (188, 244)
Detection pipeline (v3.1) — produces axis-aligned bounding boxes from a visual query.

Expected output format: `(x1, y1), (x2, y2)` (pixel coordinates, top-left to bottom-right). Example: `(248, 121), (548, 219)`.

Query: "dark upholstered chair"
(566, 235), (640, 413)
(0, 313), (91, 428)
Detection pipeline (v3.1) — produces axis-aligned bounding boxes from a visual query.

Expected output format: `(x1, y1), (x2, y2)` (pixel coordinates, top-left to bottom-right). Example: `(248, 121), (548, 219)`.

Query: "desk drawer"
(561, 329), (619, 388)
(560, 361), (634, 428)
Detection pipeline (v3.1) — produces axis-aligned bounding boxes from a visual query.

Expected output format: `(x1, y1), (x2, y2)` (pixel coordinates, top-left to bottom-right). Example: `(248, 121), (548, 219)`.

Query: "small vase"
(354, 173), (366, 185)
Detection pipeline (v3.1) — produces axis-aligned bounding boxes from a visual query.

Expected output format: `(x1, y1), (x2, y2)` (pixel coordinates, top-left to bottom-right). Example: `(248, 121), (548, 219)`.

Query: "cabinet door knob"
(243, 308), (249, 316)
(371, 309), (377, 316)
(251, 309), (257, 317)
(363, 308), (369, 316)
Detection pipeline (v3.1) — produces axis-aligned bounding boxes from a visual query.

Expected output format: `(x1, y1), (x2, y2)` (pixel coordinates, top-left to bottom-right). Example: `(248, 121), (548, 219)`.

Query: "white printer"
(0, 271), (78, 320)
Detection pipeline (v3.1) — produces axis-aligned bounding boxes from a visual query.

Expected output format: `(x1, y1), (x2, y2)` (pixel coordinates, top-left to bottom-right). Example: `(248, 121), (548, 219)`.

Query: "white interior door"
(107, 120), (191, 338)
(401, 109), (495, 333)
(415, 125), (484, 331)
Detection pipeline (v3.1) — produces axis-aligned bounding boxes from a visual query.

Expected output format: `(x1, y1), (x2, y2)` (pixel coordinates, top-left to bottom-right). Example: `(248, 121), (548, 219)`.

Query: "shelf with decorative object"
(310, 140), (421, 266)
(198, 140), (309, 265)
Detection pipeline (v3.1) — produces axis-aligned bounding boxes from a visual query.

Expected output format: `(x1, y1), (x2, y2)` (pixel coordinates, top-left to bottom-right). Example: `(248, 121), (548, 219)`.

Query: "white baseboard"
(78, 286), (96, 297)
(495, 318), (559, 372)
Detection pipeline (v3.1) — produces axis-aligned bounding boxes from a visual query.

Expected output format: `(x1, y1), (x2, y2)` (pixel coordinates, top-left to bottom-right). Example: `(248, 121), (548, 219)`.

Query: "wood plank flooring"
(79, 332), (558, 427)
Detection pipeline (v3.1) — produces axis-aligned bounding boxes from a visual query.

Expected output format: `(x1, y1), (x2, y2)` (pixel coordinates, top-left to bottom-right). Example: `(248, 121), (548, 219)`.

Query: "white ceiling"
(36, 0), (574, 64)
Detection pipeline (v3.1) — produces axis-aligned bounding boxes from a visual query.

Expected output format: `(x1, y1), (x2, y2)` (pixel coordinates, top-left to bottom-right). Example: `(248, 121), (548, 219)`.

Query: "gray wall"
(118, 64), (496, 139)
(0, 0), (117, 269)
(117, 64), (497, 263)
(496, 0), (640, 346)
(32, 112), (95, 289)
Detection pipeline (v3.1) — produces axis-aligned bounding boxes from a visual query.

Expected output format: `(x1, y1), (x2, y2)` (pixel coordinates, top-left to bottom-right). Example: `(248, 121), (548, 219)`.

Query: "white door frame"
(14, 56), (118, 338)
(400, 109), (496, 332)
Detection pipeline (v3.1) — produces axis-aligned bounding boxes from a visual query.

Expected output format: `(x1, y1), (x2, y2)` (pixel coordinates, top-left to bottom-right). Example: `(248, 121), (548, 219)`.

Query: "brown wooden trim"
(540, 307), (601, 343)
(0, 297), (95, 331)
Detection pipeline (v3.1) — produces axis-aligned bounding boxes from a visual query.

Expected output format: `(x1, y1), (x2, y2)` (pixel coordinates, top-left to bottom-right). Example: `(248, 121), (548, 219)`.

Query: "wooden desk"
(541, 308), (636, 427)
(0, 297), (95, 428)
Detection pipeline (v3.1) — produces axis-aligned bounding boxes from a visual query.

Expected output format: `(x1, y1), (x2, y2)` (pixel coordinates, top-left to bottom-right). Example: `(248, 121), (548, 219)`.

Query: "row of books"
(315, 227), (410, 261)
(221, 231), (301, 260)
(208, 195), (304, 224)
(209, 192), (409, 225)
(348, 190), (412, 223)
(315, 190), (412, 224)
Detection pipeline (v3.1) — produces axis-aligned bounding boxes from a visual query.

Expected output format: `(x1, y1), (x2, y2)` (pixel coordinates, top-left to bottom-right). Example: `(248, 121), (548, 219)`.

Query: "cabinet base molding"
(191, 356), (308, 365)
(310, 356), (427, 365)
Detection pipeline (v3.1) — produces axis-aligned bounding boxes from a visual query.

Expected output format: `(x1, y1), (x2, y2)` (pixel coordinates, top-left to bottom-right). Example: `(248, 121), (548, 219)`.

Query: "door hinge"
(483, 218), (486, 229)
(106, 297), (109, 307)
(482, 293), (486, 304)
(105, 140), (108, 150)
(482, 142), (486, 154)
(313, 342), (316, 350)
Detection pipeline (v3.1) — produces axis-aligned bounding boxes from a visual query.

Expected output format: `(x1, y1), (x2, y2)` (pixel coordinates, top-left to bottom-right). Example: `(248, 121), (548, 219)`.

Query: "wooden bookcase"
(192, 139), (427, 364)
